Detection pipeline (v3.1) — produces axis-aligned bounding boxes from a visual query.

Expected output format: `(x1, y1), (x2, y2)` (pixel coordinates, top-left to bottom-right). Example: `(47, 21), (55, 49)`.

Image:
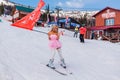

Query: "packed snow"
(0, 16), (120, 80)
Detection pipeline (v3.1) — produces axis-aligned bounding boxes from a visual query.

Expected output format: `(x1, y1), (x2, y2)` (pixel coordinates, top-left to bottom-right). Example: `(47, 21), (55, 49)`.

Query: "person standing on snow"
(79, 25), (87, 43)
(46, 25), (66, 69)
(73, 26), (79, 38)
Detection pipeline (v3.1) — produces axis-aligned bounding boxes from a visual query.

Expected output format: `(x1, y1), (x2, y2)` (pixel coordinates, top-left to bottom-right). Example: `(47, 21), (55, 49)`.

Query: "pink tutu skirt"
(49, 35), (61, 49)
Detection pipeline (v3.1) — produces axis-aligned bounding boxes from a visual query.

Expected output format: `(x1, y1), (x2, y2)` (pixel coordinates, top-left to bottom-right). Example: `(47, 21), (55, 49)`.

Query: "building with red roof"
(89, 7), (120, 42)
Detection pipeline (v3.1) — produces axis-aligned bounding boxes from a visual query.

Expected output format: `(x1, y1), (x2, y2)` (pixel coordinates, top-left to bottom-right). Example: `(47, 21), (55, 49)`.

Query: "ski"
(46, 65), (67, 76)
(60, 65), (73, 75)
(60, 65), (79, 80)
(59, 62), (73, 75)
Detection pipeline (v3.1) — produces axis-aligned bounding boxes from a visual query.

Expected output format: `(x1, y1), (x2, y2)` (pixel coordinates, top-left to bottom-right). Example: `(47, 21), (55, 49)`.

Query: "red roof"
(89, 26), (120, 30)
(93, 7), (120, 17)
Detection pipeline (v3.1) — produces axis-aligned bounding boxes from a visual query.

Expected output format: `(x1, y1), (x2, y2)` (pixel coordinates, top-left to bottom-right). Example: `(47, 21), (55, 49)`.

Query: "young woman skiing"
(46, 25), (66, 69)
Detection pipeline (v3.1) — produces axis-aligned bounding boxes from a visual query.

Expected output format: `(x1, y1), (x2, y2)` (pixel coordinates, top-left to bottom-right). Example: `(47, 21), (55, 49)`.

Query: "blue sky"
(10, 0), (120, 10)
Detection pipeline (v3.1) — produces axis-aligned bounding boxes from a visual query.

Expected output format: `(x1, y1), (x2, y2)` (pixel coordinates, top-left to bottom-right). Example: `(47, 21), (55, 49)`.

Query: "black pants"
(79, 34), (84, 43)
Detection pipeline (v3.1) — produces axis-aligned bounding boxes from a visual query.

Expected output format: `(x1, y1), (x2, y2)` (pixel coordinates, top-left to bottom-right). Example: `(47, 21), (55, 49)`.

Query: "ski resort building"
(12, 5), (34, 22)
(89, 7), (120, 42)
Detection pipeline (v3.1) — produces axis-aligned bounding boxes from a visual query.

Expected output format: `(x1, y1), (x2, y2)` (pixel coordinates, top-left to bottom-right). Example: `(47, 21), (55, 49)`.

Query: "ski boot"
(46, 59), (55, 69)
(60, 59), (66, 68)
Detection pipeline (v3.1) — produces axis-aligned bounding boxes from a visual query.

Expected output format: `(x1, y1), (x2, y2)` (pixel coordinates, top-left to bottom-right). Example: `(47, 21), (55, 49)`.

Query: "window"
(105, 18), (114, 26)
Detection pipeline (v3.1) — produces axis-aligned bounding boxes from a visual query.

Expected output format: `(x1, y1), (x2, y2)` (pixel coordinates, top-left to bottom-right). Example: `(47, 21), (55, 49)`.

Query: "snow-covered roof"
(0, 0), (14, 6)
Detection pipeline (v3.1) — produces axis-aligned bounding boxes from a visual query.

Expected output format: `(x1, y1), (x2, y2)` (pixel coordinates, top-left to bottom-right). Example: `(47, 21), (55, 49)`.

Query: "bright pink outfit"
(49, 35), (61, 49)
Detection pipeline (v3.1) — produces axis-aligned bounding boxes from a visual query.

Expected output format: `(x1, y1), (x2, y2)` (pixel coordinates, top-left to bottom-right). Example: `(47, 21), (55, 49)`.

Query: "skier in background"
(73, 26), (79, 38)
(46, 25), (66, 69)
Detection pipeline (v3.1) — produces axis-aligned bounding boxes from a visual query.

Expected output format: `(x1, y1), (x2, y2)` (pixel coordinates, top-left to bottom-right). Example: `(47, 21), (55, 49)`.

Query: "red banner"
(12, 0), (45, 30)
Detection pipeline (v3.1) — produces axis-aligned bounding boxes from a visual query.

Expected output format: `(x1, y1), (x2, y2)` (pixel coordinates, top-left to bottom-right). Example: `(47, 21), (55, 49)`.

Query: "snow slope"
(0, 16), (120, 80)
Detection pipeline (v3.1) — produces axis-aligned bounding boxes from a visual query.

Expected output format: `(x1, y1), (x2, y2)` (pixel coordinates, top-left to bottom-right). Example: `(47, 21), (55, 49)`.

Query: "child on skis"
(47, 25), (66, 69)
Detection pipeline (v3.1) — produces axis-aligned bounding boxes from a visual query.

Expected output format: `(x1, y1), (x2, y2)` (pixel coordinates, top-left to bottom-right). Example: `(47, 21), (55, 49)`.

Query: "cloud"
(66, 1), (84, 8)
(58, 2), (63, 6)
(57, 0), (102, 8)
(57, 0), (84, 8)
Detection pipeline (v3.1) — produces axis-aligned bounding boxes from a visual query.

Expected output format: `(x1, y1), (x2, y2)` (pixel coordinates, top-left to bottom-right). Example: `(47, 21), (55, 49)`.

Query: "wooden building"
(89, 7), (120, 42)
(12, 5), (34, 22)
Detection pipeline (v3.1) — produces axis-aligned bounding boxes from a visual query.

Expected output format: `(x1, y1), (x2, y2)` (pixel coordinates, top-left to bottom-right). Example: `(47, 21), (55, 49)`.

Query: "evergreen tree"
(40, 4), (50, 22)
(78, 13), (88, 26)
(0, 3), (4, 16)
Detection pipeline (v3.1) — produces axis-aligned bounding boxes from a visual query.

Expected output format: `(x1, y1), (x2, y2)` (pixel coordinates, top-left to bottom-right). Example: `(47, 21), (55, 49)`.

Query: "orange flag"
(12, 0), (45, 30)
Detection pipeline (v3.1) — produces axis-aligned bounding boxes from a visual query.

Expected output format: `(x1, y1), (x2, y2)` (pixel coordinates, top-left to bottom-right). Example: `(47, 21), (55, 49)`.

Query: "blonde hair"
(48, 25), (59, 40)
(50, 25), (58, 33)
